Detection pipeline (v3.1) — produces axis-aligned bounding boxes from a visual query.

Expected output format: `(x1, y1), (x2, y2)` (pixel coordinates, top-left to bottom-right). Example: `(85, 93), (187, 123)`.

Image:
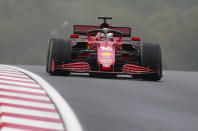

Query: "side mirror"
(70, 34), (79, 39)
(132, 37), (141, 41)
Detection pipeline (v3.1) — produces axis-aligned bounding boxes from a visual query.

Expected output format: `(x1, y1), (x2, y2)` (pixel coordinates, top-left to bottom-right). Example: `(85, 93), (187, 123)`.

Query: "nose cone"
(97, 43), (115, 71)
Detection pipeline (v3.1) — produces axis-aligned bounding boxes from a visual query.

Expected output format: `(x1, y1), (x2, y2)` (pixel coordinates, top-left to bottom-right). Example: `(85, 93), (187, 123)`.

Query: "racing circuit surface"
(18, 65), (198, 131)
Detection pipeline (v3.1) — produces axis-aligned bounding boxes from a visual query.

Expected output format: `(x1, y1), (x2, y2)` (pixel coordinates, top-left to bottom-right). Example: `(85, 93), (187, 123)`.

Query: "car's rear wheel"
(141, 43), (162, 81)
(46, 39), (71, 75)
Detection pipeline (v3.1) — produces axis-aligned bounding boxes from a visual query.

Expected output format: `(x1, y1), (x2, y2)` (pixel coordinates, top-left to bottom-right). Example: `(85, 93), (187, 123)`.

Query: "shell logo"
(102, 52), (112, 56)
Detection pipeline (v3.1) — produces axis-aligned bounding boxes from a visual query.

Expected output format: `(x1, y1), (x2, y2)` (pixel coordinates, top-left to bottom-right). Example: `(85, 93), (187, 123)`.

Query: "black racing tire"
(46, 40), (51, 72)
(46, 39), (71, 76)
(141, 43), (162, 81)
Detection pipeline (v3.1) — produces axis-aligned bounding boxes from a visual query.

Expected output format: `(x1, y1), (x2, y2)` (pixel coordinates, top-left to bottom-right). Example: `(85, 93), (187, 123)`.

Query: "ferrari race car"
(46, 17), (162, 80)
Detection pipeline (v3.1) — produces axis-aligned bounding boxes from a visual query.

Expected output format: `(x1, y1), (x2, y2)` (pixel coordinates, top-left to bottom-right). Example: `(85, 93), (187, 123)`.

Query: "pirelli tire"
(141, 43), (162, 81)
(46, 39), (71, 75)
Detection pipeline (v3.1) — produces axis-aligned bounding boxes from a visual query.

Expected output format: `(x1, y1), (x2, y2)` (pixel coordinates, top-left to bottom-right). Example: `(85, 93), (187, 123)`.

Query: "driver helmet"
(107, 33), (113, 41)
(97, 32), (105, 40)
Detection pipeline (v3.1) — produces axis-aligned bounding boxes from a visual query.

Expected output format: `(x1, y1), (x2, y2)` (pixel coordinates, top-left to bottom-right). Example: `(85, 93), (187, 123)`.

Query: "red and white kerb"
(0, 65), (65, 131)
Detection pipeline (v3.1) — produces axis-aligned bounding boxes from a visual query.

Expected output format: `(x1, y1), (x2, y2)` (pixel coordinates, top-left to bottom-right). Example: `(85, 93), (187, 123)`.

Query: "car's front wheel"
(46, 39), (71, 76)
(141, 43), (162, 81)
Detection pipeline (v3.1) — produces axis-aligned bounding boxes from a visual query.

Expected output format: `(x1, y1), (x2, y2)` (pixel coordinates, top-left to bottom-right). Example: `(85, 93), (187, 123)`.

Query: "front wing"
(55, 62), (157, 75)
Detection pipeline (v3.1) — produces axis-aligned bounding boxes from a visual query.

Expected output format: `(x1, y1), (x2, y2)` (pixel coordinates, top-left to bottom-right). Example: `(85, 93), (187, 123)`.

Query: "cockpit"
(87, 28), (122, 42)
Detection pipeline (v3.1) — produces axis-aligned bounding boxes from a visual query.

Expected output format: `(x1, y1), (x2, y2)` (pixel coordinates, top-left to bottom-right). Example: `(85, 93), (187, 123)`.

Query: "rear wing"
(73, 25), (131, 37)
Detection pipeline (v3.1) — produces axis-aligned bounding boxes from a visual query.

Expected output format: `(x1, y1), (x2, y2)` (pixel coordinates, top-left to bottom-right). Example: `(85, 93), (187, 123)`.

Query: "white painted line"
(0, 72), (28, 77)
(1, 127), (27, 131)
(1, 116), (64, 130)
(6, 65), (84, 131)
(1, 106), (60, 119)
(0, 80), (40, 87)
(0, 98), (55, 109)
(0, 70), (24, 75)
(0, 75), (36, 82)
(0, 67), (19, 72)
(0, 85), (45, 93)
(0, 91), (50, 101)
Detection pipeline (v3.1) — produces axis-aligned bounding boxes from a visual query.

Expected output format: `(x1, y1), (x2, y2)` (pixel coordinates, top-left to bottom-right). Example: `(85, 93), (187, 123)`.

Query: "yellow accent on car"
(102, 52), (112, 56)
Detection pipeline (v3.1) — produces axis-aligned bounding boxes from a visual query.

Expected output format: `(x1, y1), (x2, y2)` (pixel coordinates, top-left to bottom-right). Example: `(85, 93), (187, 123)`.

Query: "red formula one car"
(46, 17), (162, 80)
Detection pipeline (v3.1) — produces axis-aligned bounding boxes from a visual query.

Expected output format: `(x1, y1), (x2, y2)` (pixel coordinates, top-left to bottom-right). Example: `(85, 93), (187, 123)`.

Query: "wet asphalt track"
(18, 65), (198, 131)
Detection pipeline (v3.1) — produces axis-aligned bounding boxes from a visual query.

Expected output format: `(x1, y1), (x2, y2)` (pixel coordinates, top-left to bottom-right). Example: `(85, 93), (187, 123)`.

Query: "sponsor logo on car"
(102, 52), (112, 56)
